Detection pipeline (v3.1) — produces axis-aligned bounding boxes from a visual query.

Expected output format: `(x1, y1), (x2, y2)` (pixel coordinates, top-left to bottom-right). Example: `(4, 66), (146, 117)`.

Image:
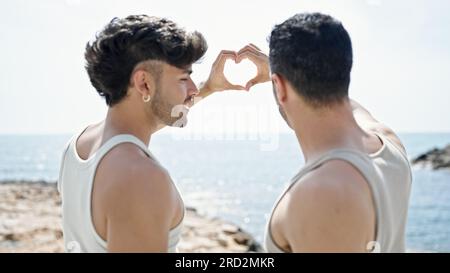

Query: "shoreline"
(0, 181), (262, 253)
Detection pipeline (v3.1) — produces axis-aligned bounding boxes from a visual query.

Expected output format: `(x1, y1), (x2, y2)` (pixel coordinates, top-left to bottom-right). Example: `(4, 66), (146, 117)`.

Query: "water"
(0, 132), (449, 252)
(0, 135), (70, 182)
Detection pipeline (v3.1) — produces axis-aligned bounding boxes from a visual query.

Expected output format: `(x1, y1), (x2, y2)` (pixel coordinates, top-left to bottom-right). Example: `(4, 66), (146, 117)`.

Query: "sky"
(0, 0), (449, 135)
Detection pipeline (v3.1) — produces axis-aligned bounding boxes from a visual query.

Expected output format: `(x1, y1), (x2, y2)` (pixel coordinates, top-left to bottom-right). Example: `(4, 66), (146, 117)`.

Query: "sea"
(0, 132), (449, 252)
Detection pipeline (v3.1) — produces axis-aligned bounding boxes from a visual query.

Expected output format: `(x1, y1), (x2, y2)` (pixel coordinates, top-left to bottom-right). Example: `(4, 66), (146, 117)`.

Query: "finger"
(216, 53), (237, 69)
(237, 44), (262, 57)
(222, 79), (246, 91)
(213, 50), (236, 66)
(245, 77), (262, 91)
(248, 43), (261, 51)
(236, 49), (261, 63)
(245, 79), (256, 91)
(228, 84), (247, 91)
(237, 45), (259, 58)
(244, 43), (261, 54)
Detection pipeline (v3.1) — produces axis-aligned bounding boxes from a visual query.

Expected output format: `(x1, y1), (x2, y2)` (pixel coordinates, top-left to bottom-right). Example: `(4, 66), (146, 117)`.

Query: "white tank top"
(57, 130), (183, 253)
(264, 133), (412, 253)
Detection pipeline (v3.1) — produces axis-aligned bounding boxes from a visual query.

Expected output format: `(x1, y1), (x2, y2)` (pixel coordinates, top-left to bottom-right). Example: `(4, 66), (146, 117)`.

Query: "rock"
(54, 230), (63, 240)
(412, 144), (450, 170)
(186, 206), (197, 213)
(232, 232), (251, 245)
(248, 241), (264, 252)
(221, 224), (240, 234)
(216, 234), (229, 247)
(0, 181), (262, 253)
(230, 232), (263, 253)
(4, 233), (19, 241)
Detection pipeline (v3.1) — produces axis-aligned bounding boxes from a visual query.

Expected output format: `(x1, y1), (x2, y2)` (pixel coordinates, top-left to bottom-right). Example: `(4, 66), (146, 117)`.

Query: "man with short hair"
(257, 12), (412, 252)
(57, 15), (266, 252)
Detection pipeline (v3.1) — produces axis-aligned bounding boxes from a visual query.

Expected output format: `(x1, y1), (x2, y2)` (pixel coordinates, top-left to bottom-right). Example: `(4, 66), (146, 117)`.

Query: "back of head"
(84, 15), (207, 107)
(269, 12), (353, 108)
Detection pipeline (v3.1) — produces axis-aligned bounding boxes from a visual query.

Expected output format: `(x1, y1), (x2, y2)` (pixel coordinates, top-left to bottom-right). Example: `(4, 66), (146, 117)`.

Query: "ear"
(271, 73), (288, 104)
(131, 69), (155, 99)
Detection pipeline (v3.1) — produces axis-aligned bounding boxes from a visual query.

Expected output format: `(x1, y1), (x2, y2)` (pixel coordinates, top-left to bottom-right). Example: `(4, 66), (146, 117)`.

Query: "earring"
(143, 94), (151, 103)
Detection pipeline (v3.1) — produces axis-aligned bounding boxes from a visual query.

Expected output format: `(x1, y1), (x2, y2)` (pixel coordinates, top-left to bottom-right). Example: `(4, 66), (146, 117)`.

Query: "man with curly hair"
(57, 15), (267, 253)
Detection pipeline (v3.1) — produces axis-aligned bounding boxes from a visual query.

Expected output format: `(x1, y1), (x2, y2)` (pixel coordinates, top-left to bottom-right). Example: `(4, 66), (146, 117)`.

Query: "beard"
(272, 85), (292, 129)
(149, 86), (190, 128)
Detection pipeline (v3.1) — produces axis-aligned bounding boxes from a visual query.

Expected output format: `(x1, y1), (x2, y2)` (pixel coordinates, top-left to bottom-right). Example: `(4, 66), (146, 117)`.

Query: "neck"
(102, 100), (160, 146)
(290, 100), (368, 163)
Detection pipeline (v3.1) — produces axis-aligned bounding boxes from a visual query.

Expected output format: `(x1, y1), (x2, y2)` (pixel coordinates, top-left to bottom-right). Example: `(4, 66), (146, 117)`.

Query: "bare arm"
(350, 99), (407, 155)
(283, 161), (375, 252)
(105, 162), (176, 252)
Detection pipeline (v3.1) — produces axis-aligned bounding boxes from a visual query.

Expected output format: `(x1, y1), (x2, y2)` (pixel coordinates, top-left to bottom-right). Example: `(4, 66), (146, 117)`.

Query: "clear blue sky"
(1, 0), (449, 134)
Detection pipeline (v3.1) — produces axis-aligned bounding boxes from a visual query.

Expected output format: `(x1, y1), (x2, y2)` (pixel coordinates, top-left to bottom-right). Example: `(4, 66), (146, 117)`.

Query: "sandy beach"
(0, 181), (262, 253)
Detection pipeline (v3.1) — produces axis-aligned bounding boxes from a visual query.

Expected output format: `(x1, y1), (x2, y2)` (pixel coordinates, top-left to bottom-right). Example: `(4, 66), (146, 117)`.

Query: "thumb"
(230, 84), (246, 91)
(245, 79), (257, 91)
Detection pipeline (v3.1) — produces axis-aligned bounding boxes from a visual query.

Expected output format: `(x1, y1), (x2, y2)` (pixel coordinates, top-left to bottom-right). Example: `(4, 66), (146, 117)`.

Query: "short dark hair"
(85, 15), (207, 106)
(269, 13), (353, 107)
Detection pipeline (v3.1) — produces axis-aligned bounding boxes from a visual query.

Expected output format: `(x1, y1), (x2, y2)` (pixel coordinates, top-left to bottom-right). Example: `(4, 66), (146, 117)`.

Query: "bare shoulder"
(287, 159), (375, 221)
(360, 120), (407, 156)
(75, 123), (103, 160)
(283, 160), (376, 252)
(93, 143), (177, 251)
(350, 99), (407, 156)
(374, 125), (407, 156)
(95, 143), (176, 217)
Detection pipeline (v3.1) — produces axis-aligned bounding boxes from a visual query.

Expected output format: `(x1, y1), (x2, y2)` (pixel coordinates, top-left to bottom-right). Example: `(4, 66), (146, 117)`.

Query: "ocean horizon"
(1, 132), (449, 252)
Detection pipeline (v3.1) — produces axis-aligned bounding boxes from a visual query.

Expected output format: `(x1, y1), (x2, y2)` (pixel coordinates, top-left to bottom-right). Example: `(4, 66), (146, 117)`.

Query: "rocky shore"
(412, 144), (450, 170)
(0, 181), (262, 253)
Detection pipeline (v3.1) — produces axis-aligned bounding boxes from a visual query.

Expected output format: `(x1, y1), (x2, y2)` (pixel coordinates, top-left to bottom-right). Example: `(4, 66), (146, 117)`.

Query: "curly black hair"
(85, 15), (208, 106)
(269, 13), (353, 107)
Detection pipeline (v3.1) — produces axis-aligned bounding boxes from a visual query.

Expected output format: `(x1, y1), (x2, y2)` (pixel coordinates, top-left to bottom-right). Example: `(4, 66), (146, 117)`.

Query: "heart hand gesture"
(236, 43), (271, 90)
(201, 50), (247, 94)
(199, 44), (270, 99)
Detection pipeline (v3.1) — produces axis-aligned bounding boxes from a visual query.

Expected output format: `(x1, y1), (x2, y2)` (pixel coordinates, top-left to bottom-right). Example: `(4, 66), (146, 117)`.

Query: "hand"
(236, 43), (271, 90)
(201, 50), (246, 95)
